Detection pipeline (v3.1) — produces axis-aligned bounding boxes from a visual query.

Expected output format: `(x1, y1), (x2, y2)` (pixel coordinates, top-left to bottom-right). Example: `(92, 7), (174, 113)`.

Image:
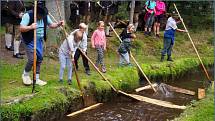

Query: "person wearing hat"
(73, 23), (91, 75)
(160, 11), (187, 62)
(20, 1), (64, 86)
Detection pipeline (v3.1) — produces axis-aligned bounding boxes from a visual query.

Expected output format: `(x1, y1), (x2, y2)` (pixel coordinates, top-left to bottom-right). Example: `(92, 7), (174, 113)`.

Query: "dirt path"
(0, 36), (26, 64)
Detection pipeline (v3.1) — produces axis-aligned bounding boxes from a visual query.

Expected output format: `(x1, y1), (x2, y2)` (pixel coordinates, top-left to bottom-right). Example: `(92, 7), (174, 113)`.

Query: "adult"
(127, 1), (142, 31)
(144, 0), (156, 36)
(74, 23), (91, 75)
(154, 0), (166, 38)
(78, 1), (93, 36)
(98, 1), (114, 37)
(69, 1), (80, 28)
(2, 0), (25, 59)
(160, 11), (187, 62)
(20, 1), (64, 86)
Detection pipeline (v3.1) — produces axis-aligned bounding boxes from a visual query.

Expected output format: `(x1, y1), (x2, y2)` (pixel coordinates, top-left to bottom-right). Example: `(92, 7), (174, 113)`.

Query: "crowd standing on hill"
(1, 0), (187, 86)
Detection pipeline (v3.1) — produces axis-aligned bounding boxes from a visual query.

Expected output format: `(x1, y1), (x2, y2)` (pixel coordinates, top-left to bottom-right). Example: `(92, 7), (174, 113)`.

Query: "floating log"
(164, 84), (195, 96)
(135, 83), (195, 96)
(67, 103), (103, 117)
(198, 88), (205, 99)
(118, 90), (186, 110)
(2, 94), (36, 105)
(135, 83), (158, 92)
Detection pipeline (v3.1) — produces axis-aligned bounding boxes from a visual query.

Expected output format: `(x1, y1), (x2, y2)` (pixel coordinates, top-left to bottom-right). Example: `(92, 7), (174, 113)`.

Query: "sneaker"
(22, 74), (32, 86)
(36, 79), (47, 86)
(148, 32), (151, 36)
(5, 46), (14, 51)
(144, 31), (148, 36)
(68, 79), (72, 85)
(101, 66), (106, 73)
(85, 70), (91, 75)
(18, 52), (25, 55)
(156, 34), (160, 38)
(59, 79), (63, 83)
(167, 56), (173, 62)
(13, 53), (24, 59)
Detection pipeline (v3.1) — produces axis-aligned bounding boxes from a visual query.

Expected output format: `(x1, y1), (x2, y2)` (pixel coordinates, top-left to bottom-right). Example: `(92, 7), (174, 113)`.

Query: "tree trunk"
(129, 0), (135, 24)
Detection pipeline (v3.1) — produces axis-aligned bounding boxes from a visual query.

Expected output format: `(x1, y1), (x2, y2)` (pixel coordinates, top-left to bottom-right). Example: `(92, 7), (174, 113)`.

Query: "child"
(59, 29), (86, 85)
(160, 11), (187, 62)
(118, 24), (136, 66)
(91, 21), (107, 73)
(144, 0), (156, 36)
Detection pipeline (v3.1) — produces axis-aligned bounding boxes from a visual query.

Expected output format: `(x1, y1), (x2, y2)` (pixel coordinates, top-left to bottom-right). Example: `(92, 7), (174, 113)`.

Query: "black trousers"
(74, 49), (90, 71)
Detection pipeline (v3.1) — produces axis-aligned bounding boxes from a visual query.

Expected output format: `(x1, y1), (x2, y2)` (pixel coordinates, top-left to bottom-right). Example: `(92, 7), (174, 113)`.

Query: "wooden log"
(2, 94), (36, 105)
(67, 103), (103, 117)
(118, 90), (186, 109)
(135, 83), (158, 92)
(164, 84), (195, 96)
(198, 88), (205, 99)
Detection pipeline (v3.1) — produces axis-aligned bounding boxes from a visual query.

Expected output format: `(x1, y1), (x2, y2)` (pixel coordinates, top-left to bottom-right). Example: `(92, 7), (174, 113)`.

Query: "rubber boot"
(86, 24), (89, 36)
(13, 40), (23, 59)
(5, 33), (13, 51)
(134, 22), (138, 32)
(167, 55), (173, 61)
(160, 55), (165, 62)
(106, 26), (111, 37)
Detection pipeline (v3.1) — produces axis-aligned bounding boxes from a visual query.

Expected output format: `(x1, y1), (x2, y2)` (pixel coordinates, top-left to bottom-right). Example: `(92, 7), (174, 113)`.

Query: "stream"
(63, 68), (213, 121)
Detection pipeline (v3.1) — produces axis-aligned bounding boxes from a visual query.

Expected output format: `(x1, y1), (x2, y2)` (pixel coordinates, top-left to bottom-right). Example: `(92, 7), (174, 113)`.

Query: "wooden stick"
(72, 60), (83, 96)
(135, 83), (158, 92)
(164, 83), (195, 96)
(78, 48), (117, 92)
(32, 0), (37, 93)
(118, 90), (186, 109)
(109, 23), (156, 92)
(130, 52), (157, 92)
(173, 3), (211, 82)
(67, 103), (103, 117)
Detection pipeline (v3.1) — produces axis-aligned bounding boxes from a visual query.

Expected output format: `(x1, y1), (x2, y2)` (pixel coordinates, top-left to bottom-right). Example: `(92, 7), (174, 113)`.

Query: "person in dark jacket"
(69, 1), (80, 28)
(98, 1), (117, 37)
(20, 1), (64, 86)
(2, 0), (25, 59)
(118, 24), (136, 66)
(78, 1), (93, 36)
(127, 1), (142, 31)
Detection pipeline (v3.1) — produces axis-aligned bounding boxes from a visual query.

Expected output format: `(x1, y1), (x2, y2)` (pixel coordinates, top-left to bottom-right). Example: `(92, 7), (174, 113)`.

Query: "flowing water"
(63, 68), (213, 121)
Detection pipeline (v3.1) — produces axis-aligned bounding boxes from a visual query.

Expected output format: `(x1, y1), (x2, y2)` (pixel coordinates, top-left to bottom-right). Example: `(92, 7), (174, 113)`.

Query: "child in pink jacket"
(91, 21), (107, 73)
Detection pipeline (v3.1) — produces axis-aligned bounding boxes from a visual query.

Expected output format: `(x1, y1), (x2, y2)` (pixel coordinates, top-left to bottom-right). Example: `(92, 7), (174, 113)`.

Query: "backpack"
(21, 10), (47, 44)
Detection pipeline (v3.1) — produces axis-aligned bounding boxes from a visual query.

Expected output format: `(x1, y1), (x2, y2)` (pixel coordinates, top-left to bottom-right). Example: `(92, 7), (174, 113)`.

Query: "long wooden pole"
(72, 60), (83, 96)
(109, 24), (156, 92)
(32, 1), (37, 93)
(53, 2), (83, 94)
(78, 48), (117, 92)
(173, 3), (211, 82)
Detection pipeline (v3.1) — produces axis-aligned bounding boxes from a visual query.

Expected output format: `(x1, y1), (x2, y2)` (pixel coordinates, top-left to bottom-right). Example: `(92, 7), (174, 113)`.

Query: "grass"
(174, 87), (214, 121)
(0, 29), (214, 121)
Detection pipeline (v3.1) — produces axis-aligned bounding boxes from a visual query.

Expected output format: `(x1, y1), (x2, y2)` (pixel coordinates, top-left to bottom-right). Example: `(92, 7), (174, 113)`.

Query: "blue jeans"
(59, 51), (72, 80)
(119, 52), (130, 65)
(161, 37), (173, 56)
(145, 14), (155, 28)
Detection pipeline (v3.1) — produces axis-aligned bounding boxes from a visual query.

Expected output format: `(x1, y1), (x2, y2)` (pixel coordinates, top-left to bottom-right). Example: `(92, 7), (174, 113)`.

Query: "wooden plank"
(164, 84), (195, 96)
(135, 83), (158, 92)
(67, 103), (103, 117)
(118, 90), (186, 110)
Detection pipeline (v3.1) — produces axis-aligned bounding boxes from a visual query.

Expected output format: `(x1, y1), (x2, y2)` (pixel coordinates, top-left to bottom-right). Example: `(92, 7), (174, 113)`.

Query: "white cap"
(79, 23), (87, 29)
